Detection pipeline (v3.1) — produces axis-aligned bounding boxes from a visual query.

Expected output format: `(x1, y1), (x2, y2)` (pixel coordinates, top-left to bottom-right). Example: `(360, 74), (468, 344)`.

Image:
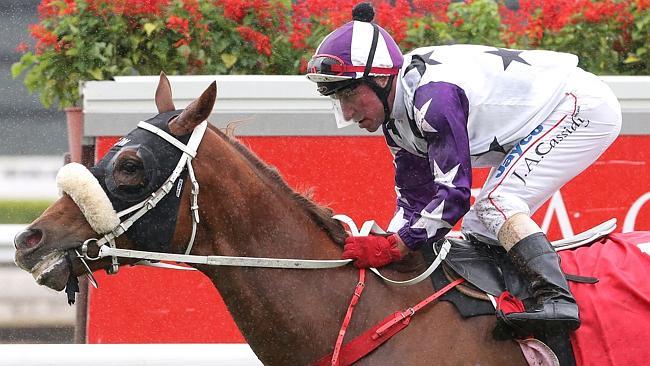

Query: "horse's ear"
(169, 81), (217, 136)
(155, 72), (176, 113)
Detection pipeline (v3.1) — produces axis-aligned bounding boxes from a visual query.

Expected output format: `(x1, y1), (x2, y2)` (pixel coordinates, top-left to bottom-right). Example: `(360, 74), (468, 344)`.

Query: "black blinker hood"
(90, 110), (192, 252)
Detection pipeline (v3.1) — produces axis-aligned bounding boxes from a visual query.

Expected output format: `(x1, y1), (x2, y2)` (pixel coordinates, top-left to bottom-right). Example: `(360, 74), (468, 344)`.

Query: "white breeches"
(461, 68), (622, 239)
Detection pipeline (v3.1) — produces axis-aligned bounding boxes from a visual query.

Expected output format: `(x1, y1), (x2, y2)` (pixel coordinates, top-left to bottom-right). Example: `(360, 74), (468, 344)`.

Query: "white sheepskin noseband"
(56, 163), (120, 234)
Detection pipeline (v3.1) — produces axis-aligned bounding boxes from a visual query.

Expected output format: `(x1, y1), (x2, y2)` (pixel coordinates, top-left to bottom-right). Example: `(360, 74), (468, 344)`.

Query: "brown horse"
(14, 75), (527, 365)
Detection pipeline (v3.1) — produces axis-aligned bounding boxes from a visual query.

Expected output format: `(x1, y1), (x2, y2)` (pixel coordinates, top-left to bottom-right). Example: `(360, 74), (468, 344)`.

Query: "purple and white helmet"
(306, 6), (403, 96)
(306, 3), (404, 127)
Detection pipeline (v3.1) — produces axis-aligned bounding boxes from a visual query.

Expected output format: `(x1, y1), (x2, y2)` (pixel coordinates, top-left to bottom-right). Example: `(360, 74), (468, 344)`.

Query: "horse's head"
(13, 73), (216, 292)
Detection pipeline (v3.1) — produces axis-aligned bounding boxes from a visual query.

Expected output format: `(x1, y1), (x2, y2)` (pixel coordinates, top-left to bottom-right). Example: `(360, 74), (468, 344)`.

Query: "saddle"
(437, 236), (532, 300)
(421, 219), (616, 366)
(435, 219), (616, 304)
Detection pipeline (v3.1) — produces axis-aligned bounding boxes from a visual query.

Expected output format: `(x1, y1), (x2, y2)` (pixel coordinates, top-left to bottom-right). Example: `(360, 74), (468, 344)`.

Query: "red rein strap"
(315, 275), (465, 366)
(330, 269), (366, 366)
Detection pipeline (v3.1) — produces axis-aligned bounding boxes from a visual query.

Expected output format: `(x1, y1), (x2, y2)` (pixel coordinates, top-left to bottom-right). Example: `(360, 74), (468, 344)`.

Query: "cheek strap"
(364, 74), (395, 124)
(56, 163), (120, 234)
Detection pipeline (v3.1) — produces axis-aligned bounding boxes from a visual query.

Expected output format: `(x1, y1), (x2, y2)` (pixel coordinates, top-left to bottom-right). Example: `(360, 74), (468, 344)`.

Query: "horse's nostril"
(14, 229), (43, 250)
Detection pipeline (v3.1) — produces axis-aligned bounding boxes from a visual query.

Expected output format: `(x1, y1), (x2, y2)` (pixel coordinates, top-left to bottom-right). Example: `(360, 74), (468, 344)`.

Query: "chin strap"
(361, 22), (396, 125)
(363, 75), (395, 124)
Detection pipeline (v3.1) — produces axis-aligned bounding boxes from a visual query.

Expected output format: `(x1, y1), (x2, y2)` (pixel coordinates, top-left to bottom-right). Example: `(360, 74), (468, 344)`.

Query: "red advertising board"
(87, 135), (649, 343)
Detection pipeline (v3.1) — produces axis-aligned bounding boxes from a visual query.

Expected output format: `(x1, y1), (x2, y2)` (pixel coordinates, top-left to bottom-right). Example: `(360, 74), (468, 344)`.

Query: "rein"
(72, 122), (450, 287)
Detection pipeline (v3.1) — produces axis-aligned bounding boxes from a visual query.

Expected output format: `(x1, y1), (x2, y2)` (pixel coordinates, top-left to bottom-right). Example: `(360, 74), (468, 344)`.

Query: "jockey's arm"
(392, 82), (473, 251)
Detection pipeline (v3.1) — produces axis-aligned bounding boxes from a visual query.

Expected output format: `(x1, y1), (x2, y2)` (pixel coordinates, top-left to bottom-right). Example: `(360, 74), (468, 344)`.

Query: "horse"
(13, 74), (650, 365)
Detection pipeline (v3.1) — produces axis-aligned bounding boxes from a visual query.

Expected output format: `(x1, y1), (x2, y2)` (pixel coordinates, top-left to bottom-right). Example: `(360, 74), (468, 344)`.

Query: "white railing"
(0, 344), (262, 366)
(0, 225), (24, 264)
(82, 75), (650, 137)
(0, 224), (77, 328)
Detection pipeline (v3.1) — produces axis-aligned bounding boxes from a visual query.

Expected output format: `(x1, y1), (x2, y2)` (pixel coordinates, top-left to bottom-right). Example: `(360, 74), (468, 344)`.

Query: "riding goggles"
(307, 54), (399, 85)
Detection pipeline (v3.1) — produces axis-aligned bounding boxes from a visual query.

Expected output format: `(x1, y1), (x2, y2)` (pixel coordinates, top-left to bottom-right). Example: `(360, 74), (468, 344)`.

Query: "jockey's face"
(334, 82), (386, 133)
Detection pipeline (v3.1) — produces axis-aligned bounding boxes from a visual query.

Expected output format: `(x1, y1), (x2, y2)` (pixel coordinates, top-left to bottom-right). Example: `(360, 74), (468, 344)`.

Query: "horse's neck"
(203, 163), (340, 258)
(192, 137), (355, 364)
(196, 132), (343, 260)
(183, 135), (518, 365)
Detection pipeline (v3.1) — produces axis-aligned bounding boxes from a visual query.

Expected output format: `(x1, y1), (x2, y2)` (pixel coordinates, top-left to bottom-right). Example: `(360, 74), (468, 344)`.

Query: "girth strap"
(565, 273), (599, 284)
(314, 278), (464, 366)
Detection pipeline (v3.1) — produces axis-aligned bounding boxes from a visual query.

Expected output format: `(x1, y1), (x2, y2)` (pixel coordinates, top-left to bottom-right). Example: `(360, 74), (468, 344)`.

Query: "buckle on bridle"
(81, 238), (102, 260)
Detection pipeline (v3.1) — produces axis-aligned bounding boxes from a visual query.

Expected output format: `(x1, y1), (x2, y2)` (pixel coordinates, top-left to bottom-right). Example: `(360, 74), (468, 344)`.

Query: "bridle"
(79, 120), (207, 276)
(71, 120), (451, 290)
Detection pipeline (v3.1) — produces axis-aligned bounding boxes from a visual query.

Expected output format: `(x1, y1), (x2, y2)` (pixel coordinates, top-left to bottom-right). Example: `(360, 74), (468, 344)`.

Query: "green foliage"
(12, 0), (289, 109)
(447, 0), (505, 46)
(11, 0), (650, 111)
(405, 0), (505, 47)
(626, 1), (650, 74)
(539, 21), (623, 75)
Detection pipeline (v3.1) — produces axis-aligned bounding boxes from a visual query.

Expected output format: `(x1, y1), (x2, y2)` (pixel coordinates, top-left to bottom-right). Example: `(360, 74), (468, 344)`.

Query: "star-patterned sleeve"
(396, 82), (472, 250)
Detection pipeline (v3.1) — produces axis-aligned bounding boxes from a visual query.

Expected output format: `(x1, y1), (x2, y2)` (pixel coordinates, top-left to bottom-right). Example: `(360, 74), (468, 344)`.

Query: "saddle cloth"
(425, 231), (650, 366)
(561, 232), (650, 366)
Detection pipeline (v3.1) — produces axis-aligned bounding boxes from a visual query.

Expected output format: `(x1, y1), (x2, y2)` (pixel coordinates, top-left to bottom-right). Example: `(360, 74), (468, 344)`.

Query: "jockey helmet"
(306, 3), (404, 127)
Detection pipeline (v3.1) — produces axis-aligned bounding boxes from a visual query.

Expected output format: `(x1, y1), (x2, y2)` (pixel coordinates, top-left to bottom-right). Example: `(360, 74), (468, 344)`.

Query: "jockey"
(306, 3), (622, 335)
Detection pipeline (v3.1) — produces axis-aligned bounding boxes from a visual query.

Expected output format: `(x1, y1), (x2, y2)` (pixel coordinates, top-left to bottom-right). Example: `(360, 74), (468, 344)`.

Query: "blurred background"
(1, 0), (647, 346)
(0, 0), (72, 344)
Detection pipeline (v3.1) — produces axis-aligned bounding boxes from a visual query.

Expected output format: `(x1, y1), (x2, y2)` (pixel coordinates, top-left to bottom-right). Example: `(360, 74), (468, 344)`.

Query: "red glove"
(342, 234), (403, 268)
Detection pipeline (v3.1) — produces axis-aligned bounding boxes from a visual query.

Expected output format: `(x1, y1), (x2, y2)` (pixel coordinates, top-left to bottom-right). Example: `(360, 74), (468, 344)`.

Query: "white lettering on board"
(623, 192), (650, 232)
(541, 191), (575, 238)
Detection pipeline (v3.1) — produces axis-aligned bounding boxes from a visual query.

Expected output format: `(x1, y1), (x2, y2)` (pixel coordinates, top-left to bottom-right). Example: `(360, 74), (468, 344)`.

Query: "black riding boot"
(504, 232), (580, 333)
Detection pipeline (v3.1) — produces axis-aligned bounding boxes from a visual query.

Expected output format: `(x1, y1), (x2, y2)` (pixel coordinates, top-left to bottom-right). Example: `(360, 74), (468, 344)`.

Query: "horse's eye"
(113, 157), (146, 190)
(122, 161), (139, 175)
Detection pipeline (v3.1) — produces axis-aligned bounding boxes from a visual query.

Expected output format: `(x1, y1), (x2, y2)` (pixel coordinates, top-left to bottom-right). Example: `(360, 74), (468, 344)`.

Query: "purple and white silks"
(385, 45), (580, 249)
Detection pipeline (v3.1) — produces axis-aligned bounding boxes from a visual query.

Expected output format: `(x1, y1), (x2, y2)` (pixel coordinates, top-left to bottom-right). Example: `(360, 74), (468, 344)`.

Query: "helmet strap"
(363, 24), (380, 77)
(363, 75), (395, 124)
(361, 23), (394, 124)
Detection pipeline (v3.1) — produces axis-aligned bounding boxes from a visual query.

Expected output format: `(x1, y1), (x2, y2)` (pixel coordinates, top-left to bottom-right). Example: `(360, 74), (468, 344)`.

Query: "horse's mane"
(209, 125), (347, 246)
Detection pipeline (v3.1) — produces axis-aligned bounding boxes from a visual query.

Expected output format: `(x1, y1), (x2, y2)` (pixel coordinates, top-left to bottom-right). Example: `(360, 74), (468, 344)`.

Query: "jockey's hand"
(342, 234), (404, 268)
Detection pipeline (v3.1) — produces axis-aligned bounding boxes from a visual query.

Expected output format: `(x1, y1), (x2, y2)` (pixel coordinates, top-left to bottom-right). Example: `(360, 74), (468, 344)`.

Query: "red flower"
(37, 0), (58, 19)
(236, 25), (271, 56)
(413, 0), (450, 22)
(167, 15), (190, 34)
(374, 0), (411, 43)
(15, 42), (29, 53)
(61, 0), (77, 15)
(29, 24), (58, 53)
(183, 0), (202, 21)
(289, 22), (310, 50)
(221, 0), (276, 29)
(174, 38), (190, 48)
(289, 1), (311, 50)
(222, 0), (247, 22)
(129, 0), (169, 16)
(38, 0), (76, 18)
(86, 0), (168, 16)
(298, 57), (308, 73)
